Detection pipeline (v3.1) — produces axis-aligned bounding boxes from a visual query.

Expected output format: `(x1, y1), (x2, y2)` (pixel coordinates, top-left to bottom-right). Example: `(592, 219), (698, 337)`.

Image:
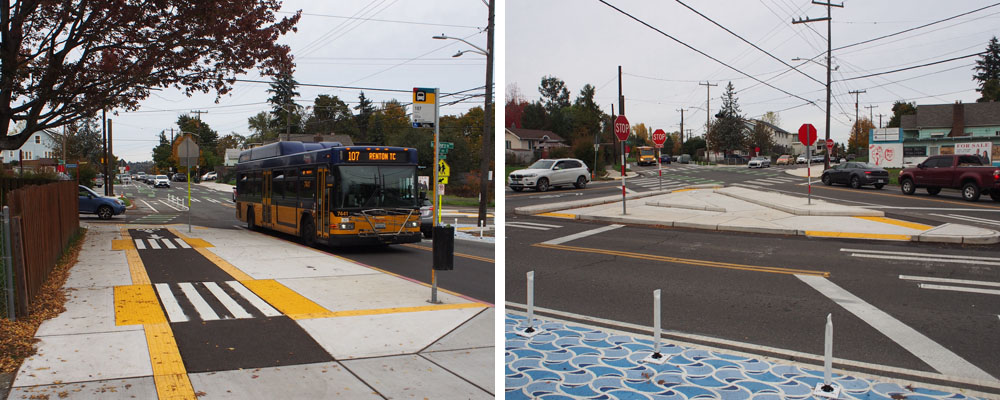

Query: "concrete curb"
(913, 223), (1000, 245)
(715, 188), (884, 217)
(576, 213), (801, 236)
(513, 185), (721, 215)
(646, 200), (726, 212)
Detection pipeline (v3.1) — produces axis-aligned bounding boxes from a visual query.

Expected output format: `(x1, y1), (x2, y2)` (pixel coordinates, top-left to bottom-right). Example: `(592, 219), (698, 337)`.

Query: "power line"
(834, 52), (985, 82)
(281, 11), (482, 30)
(674, 0), (823, 86)
(833, 2), (1000, 52)
(596, 0), (818, 108)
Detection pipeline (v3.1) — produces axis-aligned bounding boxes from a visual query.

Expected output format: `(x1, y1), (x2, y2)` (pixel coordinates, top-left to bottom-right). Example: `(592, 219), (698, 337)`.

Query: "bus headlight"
(338, 222), (355, 230)
(407, 221), (419, 228)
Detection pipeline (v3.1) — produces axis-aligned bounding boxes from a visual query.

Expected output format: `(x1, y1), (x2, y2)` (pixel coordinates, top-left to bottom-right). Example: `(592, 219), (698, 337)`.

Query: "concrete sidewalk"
(9, 222), (493, 399)
(515, 186), (1000, 244)
(505, 312), (995, 399)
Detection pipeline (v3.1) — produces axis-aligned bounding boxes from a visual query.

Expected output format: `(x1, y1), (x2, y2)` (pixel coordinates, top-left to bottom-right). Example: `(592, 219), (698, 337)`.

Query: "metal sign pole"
(807, 146), (812, 205)
(433, 88), (440, 226)
(657, 147), (662, 191)
(621, 140), (626, 215)
(187, 161), (192, 232)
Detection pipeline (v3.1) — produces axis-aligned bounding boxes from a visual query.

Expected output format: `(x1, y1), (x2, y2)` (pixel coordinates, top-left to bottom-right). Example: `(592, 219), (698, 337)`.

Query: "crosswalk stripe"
(160, 239), (176, 249)
(191, 198), (201, 202)
(225, 281), (281, 317)
(178, 282), (220, 321)
(507, 221), (563, 228)
(174, 238), (191, 248)
(154, 283), (189, 322)
(507, 222), (555, 230)
(747, 181), (773, 186)
(203, 282), (253, 319)
(147, 239), (161, 249)
(134, 239), (146, 250)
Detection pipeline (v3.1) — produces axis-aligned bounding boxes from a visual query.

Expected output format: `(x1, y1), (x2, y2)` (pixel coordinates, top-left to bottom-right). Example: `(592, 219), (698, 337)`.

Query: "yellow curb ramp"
(805, 231), (911, 241)
(240, 279), (332, 317)
(854, 216), (934, 231)
(537, 212), (577, 219)
(114, 285), (167, 326)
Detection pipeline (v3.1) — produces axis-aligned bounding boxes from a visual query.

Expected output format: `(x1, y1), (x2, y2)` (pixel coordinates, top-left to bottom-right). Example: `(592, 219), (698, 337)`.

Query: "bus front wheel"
(300, 216), (316, 247)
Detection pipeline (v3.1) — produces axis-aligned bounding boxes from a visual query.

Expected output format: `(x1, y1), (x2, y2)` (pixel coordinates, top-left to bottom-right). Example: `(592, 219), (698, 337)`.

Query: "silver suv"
(508, 158), (591, 192)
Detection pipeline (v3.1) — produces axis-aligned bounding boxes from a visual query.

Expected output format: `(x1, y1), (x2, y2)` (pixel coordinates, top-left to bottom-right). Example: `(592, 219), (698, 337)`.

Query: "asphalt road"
(87, 181), (495, 304)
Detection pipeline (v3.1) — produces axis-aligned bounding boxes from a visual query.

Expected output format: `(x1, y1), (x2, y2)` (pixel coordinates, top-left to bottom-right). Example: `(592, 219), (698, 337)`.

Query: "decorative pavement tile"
(505, 314), (988, 400)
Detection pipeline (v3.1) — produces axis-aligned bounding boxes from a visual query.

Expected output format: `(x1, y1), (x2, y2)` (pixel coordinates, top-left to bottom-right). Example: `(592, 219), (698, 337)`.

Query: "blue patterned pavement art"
(505, 314), (988, 400)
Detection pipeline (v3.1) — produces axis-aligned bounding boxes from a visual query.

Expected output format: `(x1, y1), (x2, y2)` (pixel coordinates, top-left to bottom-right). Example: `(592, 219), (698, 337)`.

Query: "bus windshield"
(336, 165), (418, 209)
(640, 148), (654, 156)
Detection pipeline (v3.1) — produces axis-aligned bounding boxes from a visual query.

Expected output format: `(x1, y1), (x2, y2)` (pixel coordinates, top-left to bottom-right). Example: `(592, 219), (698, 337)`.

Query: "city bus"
(234, 141), (422, 246)
(637, 146), (656, 166)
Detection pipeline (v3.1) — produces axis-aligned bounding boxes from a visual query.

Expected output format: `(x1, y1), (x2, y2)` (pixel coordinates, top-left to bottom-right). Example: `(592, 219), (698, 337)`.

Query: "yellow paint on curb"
(166, 228), (214, 247)
(534, 243), (830, 277)
(854, 216), (933, 231)
(194, 248), (253, 281)
(537, 212), (577, 219)
(400, 243), (494, 263)
(114, 285), (166, 326)
(292, 302), (485, 320)
(144, 322), (195, 399)
(241, 279), (331, 317)
(805, 231), (911, 241)
(119, 227), (150, 285)
(111, 239), (134, 250)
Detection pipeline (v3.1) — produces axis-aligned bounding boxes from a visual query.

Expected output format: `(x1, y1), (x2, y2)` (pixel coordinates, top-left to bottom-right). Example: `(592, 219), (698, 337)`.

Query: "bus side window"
(327, 172), (337, 211)
(237, 173), (248, 200)
(300, 168), (316, 200)
(272, 171), (285, 199)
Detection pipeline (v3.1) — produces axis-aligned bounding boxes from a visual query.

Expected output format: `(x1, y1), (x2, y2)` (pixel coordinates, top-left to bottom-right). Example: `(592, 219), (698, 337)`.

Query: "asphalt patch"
(171, 316), (332, 373)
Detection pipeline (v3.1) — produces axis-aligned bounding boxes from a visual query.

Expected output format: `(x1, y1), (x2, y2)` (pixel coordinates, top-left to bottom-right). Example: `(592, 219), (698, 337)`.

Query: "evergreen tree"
(707, 82), (747, 154)
(267, 71), (303, 137)
(974, 36), (1000, 102)
(538, 75), (570, 113)
(886, 101), (916, 128)
(152, 131), (176, 172)
(355, 91), (375, 142)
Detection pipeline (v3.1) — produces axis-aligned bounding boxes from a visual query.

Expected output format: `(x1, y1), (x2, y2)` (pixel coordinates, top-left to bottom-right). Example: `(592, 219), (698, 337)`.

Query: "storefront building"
(873, 102), (1000, 167)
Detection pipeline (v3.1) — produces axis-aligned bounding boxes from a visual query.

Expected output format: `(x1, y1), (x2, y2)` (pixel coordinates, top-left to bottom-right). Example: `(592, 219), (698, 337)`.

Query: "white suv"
(153, 175), (170, 188)
(508, 158), (591, 192)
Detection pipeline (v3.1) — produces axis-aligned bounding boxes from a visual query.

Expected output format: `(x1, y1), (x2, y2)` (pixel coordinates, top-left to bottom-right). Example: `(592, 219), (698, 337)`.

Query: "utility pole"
(699, 82), (717, 160)
(676, 108), (686, 145)
(108, 119), (114, 196)
(476, 0), (494, 231)
(865, 105), (878, 123)
(102, 109), (108, 195)
(793, 0), (843, 170)
(191, 110), (208, 121)
(877, 113), (885, 128)
(169, 128), (175, 143)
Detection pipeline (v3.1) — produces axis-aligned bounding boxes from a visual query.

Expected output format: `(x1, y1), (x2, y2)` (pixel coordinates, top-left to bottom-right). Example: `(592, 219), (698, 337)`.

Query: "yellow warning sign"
(437, 159), (450, 178)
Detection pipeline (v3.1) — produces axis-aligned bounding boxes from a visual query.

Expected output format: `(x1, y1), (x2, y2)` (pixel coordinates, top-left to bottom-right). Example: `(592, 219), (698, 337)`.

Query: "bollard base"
(641, 352), (669, 365)
(515, 326), (542, 338)
(812, 383), (841, 399)
(426, 299), (443, 305)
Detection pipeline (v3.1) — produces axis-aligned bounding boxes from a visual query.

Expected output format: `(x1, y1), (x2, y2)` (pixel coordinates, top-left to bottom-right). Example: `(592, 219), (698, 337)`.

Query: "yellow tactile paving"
(118, 227), (150, 285)
(805, 231), (911, 241)
(240, 279), (332, 317)
(291, 302), (486, 320)
(537, 212), (577, 219)
(144, 322), (195, 399)
(114, 285), (167, 326)
(167, 228), (214, 247)
(194, 247), (253, 281)
(111, 239), (135, 250)
(854, 216), (934, 231)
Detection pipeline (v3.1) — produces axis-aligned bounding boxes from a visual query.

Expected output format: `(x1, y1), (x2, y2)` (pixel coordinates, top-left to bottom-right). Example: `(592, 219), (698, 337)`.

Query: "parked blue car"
(78, 185), (126, 220)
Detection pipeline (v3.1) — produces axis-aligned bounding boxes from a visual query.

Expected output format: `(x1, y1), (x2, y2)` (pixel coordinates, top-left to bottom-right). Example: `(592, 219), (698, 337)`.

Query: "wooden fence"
(4, 180), (78, 317)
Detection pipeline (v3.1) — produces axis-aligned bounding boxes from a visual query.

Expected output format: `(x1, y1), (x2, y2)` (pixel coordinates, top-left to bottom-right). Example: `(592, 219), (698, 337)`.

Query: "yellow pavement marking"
(854, 216), (933, 231)
(400, 243), (494, 263)
(241, 279), (331, 317)
(292, 302), (485, 320)
(119, 227), (150, 285)
(114, 285), (166, 326)
(194, 247), (253, 281)
(537, 212), (577, 219)
(166, 228), (214, 247)
(805, 231), (911, 241)
(111, 239), (134, 250)
(534, 243), (830, 277)
(145, 322), (195, 399)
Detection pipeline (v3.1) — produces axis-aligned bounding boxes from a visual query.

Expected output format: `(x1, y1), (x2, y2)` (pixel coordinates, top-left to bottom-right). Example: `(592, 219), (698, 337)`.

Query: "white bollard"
(813, 313), (841, 398)
(517, 271), (541, 337)
(643, 289), (668, 364)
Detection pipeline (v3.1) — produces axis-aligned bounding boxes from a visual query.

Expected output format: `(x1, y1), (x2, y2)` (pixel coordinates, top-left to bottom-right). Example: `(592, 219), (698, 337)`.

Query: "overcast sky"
(111, 0), (490, 162)
(506, 0), (1000, 146)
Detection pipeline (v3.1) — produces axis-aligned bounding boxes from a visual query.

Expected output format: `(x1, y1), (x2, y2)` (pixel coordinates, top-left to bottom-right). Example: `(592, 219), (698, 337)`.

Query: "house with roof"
(505, 127), (566, 163)
(870, 102), (1000, 167)
(1, 129), (61, 167)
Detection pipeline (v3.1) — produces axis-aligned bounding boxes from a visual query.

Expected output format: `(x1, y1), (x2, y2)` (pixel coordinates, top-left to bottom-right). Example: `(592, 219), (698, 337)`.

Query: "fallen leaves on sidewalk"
(0, 228), (86, 374)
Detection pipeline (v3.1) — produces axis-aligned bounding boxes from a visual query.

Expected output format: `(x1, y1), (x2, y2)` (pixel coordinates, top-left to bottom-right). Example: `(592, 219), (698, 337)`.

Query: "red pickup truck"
(899, 154), (1000, 202)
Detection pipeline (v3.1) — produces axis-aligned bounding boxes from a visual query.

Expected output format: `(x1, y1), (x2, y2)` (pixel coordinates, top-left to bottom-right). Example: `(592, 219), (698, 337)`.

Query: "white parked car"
(796, 155), (807, 164)
(153, 175), (170, 188)
(508, 158), (591, 192)
(201, 171), (217, 181)
(748, 156), (770, 168)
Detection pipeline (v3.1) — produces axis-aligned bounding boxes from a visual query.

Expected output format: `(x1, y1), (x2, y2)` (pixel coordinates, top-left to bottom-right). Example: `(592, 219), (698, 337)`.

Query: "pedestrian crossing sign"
(437, 159), (450, 178)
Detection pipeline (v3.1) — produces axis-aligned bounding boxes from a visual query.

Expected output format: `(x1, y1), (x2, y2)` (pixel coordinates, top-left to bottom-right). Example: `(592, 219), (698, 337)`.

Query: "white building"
(1, 129), (60, 163)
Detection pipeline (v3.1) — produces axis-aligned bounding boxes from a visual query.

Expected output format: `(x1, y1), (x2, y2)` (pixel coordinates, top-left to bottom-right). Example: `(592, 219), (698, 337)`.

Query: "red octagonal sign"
(614, 115), (630, 141)
(651, 129), (667, 148)
(798, 123), (817, 146)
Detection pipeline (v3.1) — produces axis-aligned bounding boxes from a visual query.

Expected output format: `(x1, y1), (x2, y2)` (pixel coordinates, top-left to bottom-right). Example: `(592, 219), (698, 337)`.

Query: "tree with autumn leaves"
(0, 1), (301, 150)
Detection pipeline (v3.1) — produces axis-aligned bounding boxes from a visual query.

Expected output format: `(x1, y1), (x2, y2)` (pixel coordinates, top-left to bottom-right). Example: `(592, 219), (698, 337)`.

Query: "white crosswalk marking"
(147, 239), (161, 249)
(225, 281), (281, 317)
(203, 282), (253, 319)
(178, 282), (220, 321)
(507, 222), (560, 230)
(160, 239), (176, 249)
(174, 238), (191, 248)
(154, 283), (189, 322)
(134, 239), (146, 250)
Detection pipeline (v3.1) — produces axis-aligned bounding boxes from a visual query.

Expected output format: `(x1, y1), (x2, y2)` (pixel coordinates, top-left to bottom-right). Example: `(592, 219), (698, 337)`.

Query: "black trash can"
(432, 226), (454, 270)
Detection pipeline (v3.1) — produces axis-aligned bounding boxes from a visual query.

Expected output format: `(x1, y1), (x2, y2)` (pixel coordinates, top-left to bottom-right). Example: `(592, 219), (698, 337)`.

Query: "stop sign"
(614, 115), (630, 141)
(651, 129), (666, 148)
(825, 139), (834, 152)
(798, 123), (817, 146)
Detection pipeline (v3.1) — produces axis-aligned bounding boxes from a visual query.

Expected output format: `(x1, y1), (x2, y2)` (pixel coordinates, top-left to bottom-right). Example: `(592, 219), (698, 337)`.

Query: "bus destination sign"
(344, 149), (409, 163)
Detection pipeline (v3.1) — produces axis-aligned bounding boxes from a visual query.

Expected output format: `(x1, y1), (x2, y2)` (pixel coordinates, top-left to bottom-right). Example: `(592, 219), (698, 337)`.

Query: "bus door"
(262, 169), (272, 227)
(318, 167), (329, 239)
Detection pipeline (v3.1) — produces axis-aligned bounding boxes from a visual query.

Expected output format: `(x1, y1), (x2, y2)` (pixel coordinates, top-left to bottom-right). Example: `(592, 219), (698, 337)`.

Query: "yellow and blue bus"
(234, 141), (422, 246)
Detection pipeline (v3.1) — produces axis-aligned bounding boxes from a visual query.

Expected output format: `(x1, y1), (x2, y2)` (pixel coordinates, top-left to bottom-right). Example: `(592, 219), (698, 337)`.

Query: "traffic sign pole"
(651, 129), (666, 191)
(614, 115), (630, 215)
(799, 123), (818, 206)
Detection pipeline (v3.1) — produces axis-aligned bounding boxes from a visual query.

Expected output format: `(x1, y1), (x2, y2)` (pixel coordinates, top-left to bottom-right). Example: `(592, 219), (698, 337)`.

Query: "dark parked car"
(899, 154), (1000, 202)
(658, 154), (671, 164)
(821, 162), (889, 189)
(78, 185), (125, 219)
